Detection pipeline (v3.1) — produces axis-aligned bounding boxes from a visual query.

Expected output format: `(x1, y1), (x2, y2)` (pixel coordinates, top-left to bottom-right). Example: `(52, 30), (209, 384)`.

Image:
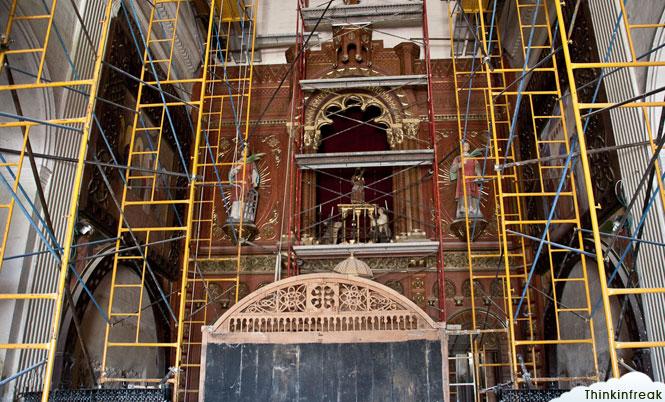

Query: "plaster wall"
(624, 0), (665, 94)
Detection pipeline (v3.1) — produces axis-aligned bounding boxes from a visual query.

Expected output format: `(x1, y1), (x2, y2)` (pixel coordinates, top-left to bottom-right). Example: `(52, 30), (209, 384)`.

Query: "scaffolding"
(450, 0), (617, 393)
(97, 0), (203, 389)
(178, 1), (257, 399)
(0, 0), (113, 400)
(4, 0), (665, 399)
(553, 0), (665, 378)
(449, 2), (515, 397)
(97, 0), (257, 398)
(451, 0), (665, 393)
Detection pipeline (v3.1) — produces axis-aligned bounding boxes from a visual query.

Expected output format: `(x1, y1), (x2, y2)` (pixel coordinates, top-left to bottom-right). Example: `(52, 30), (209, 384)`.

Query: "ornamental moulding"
(303, 88), (416, 151)
(204, 273), (442, 344)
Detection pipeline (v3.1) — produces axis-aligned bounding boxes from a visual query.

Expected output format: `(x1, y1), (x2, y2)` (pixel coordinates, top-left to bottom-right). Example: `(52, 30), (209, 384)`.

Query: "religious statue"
(369, 207), (391, 243)
(450, 141), (484, 219)
(350, 168), (365, 204)
(227, 153), (263, 223)
(321, 220), (343, 245)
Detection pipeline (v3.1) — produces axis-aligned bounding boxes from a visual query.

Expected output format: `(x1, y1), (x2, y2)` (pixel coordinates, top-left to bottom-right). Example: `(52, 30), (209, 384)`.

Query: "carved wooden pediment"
(205, 273), (441, 343)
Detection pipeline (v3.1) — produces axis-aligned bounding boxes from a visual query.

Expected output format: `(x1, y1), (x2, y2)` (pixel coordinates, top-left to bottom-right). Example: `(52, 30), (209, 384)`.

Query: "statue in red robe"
(450, 141), (484, 219)
(228, 153), (262, 223)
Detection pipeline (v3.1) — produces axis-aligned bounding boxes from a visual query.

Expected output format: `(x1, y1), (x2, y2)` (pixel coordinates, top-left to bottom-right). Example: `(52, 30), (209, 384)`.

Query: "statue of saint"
(228, 153), (263, 223)
(350, 168), (365, 204)
(370, 207), (391, 242)
(450, 141), (484, 219)
(321, 220), (343, 244)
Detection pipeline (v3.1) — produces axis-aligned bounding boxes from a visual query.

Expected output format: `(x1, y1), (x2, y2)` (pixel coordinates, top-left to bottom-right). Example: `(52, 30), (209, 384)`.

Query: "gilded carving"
(237, 282), (250, 300)
(411, 277), (425, 290)
(218, 138), (232, 160)
(462, 279), (485, 297)
(402, 118), (421, 139)
(303, 89), (410, 151)
(208, 283), (226, 308)
(200, 255), (276, 273)
(384, 280), (404, 295)
(212, 210), (226, 239)
(261, 134), (281, 167)
(300, 255), (438, 273)
(258, 207), (279, 240)
(490, 278), (504, 297)
(432, 280), (456, 298)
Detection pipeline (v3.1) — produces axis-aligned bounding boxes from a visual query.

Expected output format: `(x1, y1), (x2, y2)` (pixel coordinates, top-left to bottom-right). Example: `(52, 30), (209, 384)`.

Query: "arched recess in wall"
(316, 96), (393, 241)
(546, 244), (649, 383)
(54, 247), (171, 387)
(300, 89), (424, 239)
(446, 308), (509, 396)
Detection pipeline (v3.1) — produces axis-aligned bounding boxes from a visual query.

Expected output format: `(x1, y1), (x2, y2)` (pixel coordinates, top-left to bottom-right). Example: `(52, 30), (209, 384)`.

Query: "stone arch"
(206, 273), (441, 343)
(302, 88), (420, 152)
(55, 247), (171, 386)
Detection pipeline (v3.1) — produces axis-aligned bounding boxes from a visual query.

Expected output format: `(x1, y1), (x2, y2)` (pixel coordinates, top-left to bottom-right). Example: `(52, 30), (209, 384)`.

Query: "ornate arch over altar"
(299, 87), (428, 239)
(302, 88), (420, 151)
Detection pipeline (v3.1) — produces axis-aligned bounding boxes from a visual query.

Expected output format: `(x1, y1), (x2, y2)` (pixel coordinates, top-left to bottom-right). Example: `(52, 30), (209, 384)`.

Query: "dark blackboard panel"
(254, 343), (274, 402)
(238, 344), (258, 402)
(204, 340), (444, 402)
(370, 341), (392, 401)
(320, 343), (337, 402)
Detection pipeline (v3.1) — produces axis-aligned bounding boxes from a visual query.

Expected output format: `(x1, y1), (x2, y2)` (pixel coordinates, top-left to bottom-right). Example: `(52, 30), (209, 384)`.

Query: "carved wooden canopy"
(204, 273), (442, 344)
(303, 89), (420, 151)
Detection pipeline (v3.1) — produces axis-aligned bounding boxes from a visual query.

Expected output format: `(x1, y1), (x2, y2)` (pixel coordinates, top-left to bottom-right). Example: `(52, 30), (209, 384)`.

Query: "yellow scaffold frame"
(451, 0), (616, 389)
(554, 0), (665, 378)
(178, 0), (258, 399)
(0, 1), (114, 400)
(99, 0), (210, 390)
(449, 5), (515, 399)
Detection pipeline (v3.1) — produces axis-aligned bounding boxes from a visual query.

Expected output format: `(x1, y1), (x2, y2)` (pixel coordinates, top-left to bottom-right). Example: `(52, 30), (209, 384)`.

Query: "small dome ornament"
(333, 253), (373, 278)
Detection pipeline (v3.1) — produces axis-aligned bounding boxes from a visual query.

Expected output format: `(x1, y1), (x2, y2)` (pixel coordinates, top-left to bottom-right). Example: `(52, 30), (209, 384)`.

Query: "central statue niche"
(316, 104), (394, 244)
